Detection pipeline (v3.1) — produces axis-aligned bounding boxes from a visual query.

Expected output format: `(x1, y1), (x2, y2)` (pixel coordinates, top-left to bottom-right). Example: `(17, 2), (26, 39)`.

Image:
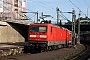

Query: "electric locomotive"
(28, 21), (72, 53)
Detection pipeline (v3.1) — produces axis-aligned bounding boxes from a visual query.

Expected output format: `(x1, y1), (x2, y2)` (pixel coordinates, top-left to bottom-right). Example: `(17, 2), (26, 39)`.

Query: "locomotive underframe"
(27, 40), (72, 53)
(28, 40), (47, 53)
(48, 41), (66, 46)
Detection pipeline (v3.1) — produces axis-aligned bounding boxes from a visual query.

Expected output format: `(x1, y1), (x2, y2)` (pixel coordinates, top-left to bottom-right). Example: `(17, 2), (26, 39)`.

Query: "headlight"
(30, 35), (36, 37)
(40, 35), (47, 38)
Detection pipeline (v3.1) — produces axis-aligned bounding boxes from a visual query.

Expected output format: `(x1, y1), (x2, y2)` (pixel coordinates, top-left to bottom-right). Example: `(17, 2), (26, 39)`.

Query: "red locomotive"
(28, 21), (72, 53)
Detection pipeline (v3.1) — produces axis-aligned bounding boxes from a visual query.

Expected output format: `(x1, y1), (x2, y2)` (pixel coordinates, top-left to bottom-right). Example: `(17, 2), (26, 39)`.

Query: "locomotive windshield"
(30, 26), (47, 32)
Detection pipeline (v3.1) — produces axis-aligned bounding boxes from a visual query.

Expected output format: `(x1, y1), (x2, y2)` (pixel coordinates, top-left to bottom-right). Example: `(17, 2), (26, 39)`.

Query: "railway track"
(0, 42), (86, 60)
(0, 43), (85, 60)
(71, 44), (90, 60)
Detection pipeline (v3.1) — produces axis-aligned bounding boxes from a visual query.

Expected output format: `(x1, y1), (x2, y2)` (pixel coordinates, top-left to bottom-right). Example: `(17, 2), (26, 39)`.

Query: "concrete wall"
(0, 21), (25, 43)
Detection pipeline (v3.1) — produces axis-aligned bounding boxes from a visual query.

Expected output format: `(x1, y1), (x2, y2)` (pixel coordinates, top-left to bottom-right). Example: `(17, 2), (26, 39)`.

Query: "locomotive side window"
(30, 26), (47, 32)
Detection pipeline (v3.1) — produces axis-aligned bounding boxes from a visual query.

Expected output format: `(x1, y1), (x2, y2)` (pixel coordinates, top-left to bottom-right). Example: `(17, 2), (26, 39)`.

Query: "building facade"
(0, 0), (27, 20)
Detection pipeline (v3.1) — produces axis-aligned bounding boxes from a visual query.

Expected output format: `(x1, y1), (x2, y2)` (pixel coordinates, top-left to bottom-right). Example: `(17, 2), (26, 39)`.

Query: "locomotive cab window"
(30, 26), (47, 32)
(39, 26), (47, 32)
(30, 26), (38, 32)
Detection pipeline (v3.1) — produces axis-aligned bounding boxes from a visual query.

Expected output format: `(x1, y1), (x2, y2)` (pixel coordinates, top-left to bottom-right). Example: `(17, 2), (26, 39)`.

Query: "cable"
(35, 0), (54, 11)
(30, 0), (55, 11)
(84, 0), (89, 7)
(69, 0), (86, 16)
(29, 0), (56, 20)
(60, 12), (69, 21)
(30, 0), (70, 21)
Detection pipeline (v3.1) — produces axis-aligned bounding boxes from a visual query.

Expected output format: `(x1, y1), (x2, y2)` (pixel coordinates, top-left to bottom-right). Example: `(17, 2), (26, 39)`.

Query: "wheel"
(48, 46), (52, 51)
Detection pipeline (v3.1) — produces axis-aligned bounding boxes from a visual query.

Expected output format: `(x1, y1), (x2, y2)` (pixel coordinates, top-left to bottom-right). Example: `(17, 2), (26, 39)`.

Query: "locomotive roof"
(53, 24), (61, 28)
(52, 24), (67, 29)
(53, 25), (72, 32)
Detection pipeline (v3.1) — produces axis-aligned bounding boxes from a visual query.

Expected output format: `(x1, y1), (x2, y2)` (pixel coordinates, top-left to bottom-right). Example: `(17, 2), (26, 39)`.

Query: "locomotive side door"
(66, 30), (68, 46)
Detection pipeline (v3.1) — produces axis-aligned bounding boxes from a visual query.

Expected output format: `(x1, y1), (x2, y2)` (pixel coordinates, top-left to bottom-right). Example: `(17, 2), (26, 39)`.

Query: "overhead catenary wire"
(29, 0), (57, 20)
(35, 0), (54, 11)
(2, 1), (69, 22)
(30, 0), (55, 11)
(84, 0), (89, 7)
(29, 0), (70, 21)
(60, 11), (70, 21)
(69, 0), (86, 17)
(1, 0), (71, 23)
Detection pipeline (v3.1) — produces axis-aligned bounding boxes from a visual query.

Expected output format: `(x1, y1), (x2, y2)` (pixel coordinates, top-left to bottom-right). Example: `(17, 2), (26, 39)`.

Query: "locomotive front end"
(28, 24), (48, 52)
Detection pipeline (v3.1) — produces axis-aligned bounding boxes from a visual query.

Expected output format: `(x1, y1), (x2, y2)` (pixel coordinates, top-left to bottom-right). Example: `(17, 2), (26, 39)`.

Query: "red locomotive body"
(28, 23), (72, 52)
